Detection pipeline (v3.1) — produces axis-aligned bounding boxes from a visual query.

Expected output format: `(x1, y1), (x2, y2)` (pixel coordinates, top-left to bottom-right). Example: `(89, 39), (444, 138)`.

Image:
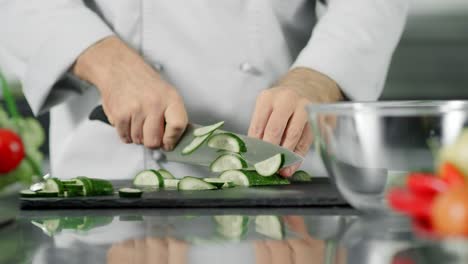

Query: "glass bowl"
(308, 101), (468, 213)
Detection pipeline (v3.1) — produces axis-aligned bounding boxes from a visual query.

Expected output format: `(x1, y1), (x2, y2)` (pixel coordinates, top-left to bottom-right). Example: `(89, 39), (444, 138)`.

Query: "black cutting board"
(20, 178), (349, 209)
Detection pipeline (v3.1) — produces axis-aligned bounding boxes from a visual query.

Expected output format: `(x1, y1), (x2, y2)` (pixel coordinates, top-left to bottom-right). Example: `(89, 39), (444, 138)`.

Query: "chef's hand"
(73, 36), (188, 151)
(248, 67), (343, 177)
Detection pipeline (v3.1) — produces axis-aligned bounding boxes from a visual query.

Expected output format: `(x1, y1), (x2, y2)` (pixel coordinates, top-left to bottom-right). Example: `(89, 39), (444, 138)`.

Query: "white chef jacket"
(0, 0), (408, 179)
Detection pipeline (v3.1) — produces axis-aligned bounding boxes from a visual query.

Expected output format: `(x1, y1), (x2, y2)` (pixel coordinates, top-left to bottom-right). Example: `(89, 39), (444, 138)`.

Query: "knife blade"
(89, 105), (302, 168)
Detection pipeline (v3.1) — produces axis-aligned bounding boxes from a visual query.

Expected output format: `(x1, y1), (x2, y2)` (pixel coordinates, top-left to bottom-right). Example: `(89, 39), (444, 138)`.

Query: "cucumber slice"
(21, 190), (59, 198)
(214, 215), (249, 240)
(178, 177), (217, 190)
(64, 189), (84, 197)
(193, 121), (224, 137)
(210, 153), (248, 173)
(20, 190), (39, 198)
(291, 170), (312, 182)
(63, 184), (84, 192)
(181, 133), (212, 155)
(61, 180), (77, 185)
(73, 177), (92, 196)
(133, 170), (164, 188)
(207, 133), (247, 153)
(254, 153), (285, 176)
(255, 215), (284, 240)
(203, 178), (230, 189)
(43, 178), (64, 195)
(164, 179), (180, 189)
(158, 169), (175, 179)
(219, 170), (290, 187)
(119, 188), (143, 198)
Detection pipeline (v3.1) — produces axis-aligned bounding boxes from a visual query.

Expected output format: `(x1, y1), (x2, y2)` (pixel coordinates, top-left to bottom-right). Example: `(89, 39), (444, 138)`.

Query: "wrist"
(277, 67), (343, 103)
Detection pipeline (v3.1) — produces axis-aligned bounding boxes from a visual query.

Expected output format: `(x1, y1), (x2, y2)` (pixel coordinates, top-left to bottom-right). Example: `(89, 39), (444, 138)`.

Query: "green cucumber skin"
(208, 133), (247, 153)
(239, 170), (290, 186)
(290, 170), (312, 182)
(75, 177), (114, 196)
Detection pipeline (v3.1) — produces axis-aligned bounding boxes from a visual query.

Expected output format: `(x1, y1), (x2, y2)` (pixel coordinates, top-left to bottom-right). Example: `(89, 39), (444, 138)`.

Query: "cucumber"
(291, 170), (312, 182)
(214, 215), (249, 240)
(181, 133), (212, 155)
(119, 188), (143, 198)
(255, 215), (284, 240)
(63, 184), (84, 192)
(178, 177), (217, 190)
(210, 153), (248, 173)
(158, 169), (175, 179)
(43, 178), (64, 195)
(193, 121), (224, 137)
(207, 133), (247, 153)
(74, 177), (114, 196)
(64, 189), (84, 197)
(219, 170), (290, 187)
(254, 153), (285, 176)
(133, 170), (164, 188)
(164, 179), (180, 189)
(203, 178), (231, 189)
(61, 180), (77, 185)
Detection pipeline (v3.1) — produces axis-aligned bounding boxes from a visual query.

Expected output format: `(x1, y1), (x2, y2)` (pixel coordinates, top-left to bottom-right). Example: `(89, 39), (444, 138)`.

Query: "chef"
(0, 1), (408, 179)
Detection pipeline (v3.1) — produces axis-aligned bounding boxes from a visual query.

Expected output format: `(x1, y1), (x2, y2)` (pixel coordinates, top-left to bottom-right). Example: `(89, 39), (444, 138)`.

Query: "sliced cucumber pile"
(133, 169), (164, 188)
(254, 153), (285, 177)
(219, 170), (289, 187)
(22, 176), (114, 198)
(193, 121), (224, 136)
(214, 215), (249, 240)
(178, 176), (217, 190)
(255, 215), (284, 240)
(210, 153), (247, 172)
(290, 170), (312, 182)
(118, 188), (143, 198)
(207, 133), (247, 153)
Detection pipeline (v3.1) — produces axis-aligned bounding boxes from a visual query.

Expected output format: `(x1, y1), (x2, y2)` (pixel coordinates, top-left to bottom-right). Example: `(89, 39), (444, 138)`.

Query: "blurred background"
(1, 0), (468, 160)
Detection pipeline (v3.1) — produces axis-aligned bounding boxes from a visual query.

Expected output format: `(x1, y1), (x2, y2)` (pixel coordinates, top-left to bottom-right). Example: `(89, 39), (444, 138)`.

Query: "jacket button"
(239, 62), (261, 75)
(153, 62), (164, 72)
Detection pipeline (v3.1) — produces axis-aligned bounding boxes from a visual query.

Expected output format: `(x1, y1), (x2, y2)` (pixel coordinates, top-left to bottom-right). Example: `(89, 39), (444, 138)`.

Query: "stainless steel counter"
(1, 207), (467, 264)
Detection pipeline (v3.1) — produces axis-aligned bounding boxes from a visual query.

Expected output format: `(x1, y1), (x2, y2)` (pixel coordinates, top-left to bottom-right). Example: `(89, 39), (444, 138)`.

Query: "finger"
(281, 107), (308, 151)
(262, 106), (294, 145)
(163, 102), (188, 151)
(295, 123), (313, 157)
(115, 114), (132, 143)
(248, 90), (273, 138)
(143, 114), (164, 149)
(167, 238), (189, 264)
(130, 113), (145, 144)
(279, 123), (312, 177)
(265, 240), (293, 264)
(254, 241), (271, 264)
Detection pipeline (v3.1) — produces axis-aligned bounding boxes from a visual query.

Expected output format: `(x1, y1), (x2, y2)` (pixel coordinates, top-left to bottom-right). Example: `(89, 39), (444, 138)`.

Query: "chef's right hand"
(73, 36), (188, 151)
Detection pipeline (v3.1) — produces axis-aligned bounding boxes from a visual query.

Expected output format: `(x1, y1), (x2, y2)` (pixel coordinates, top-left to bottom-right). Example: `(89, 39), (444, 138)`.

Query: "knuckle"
(266, 126), (283, 139)
(295, 140), (311, 154)
(287, 128), (302, 142)
(144, 138), (162, 149)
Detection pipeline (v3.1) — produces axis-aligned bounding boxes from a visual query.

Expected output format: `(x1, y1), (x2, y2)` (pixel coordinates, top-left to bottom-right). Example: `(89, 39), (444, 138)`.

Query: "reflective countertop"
(2, 207), (468, 264)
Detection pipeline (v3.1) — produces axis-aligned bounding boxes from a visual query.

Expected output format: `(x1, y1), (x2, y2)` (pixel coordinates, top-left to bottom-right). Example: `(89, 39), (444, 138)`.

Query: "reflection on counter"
(3, 210), (468, 264)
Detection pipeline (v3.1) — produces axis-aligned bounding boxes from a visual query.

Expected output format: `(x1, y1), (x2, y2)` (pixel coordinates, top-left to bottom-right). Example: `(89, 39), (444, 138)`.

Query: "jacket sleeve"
(0, 0), (114, 114)
(292, 0), (409, 101)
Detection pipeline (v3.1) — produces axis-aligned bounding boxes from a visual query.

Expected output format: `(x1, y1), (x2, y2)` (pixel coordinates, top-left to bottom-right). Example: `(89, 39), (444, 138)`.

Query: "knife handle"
(89, 105), (111, 125)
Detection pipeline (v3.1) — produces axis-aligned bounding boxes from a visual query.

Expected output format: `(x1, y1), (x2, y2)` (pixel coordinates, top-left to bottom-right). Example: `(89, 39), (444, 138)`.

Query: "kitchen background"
(1, 0), (467, 159)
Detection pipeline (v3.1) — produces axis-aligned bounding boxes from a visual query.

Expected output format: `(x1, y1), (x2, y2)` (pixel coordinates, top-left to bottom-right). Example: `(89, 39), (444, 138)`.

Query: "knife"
(89, 105), (302, 168)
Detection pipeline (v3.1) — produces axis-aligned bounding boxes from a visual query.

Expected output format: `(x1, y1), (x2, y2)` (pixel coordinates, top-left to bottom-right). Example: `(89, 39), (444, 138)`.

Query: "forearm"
(276, 67), (343, 103)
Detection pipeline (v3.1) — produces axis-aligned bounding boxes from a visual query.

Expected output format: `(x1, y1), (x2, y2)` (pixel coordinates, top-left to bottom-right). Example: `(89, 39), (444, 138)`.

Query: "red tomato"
(0, 129), (25, 173)
(388, 188), (433, 219)
(431, 187), (468, 236)
(439, 162), (466, 188)
(407, 173), (448, 199)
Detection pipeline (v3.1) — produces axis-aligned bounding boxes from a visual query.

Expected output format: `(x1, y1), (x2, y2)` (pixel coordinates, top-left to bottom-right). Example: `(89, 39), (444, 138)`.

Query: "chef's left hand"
(248, 67), (343, 177)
